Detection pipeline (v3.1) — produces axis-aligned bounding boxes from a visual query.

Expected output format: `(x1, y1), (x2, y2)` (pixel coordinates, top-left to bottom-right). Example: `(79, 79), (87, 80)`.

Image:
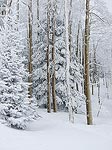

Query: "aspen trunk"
(37, 0), (39, 21)
(76, 22), (80, 58)
(37, 0), (39, 37)
(93, 44), (97, 83)
(76, 21), (80, 94)
(64, 0), (74, 123)
(17, 0), (19, 20)
(28, 0), (33, 100)
(52, 1), (57, 112)
(92, 84), (94, 95)
(98, 83), (101, 104)
(84, 0), (93, 125)
(91, 44), (97, 95)
(68, 0), (72, 61)
(47, 0), (51, 113)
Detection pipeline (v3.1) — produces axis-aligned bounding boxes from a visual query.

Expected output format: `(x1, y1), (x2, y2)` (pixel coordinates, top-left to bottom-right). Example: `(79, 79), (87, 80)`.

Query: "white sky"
(103, 0), (112, 12)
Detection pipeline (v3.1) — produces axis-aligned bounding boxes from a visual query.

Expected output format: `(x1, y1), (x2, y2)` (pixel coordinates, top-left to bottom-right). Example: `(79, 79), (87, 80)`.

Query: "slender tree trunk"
(28, 0), (33, 100)
(17, 0), (19, 20)
(37, 0), (39, 36)
(76, 22), (80, 58)
(52, 0), (57, 112)
(37, 0), (39, 21)
(82, 32), (85, 67)
(47, 0), (51, 113)
(92, 84), (94, 95)
(84, 0), (93, 125)
(75, 21), (81, 94)
(64, 0), (74, 123)
(93, 44), (97, 83)
(98, 83), (101, 104)
(68, 0), (72, 61)
(91, 44), (96, 95)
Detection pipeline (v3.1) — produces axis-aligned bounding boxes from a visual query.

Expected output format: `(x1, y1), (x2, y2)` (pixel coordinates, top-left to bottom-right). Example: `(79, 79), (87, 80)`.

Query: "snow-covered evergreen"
(32, 0), (85, 113)
(0, 4), (37, 129)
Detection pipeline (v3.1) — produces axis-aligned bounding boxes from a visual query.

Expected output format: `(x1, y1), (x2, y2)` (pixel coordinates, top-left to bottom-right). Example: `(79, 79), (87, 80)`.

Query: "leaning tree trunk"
(84, 0), (93, 125)
(47, 0), (51, 113)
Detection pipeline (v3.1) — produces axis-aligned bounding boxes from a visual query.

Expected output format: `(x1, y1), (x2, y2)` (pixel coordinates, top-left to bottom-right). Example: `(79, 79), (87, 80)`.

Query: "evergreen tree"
(0, 4), (37, 129)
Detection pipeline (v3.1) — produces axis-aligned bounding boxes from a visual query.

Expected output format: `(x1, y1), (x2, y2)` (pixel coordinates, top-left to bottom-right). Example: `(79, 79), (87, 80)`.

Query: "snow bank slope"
(0, 109), (112, 150)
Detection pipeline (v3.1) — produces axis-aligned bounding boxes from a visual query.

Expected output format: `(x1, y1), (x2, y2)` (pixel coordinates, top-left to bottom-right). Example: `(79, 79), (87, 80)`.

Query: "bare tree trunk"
(82, 31), (85, 67)
(76, 22), (80, 58)
(92, 84), (94, 95)
(28, 0), (33, 100)
(52, 0), (57, 112)
(84, 0), (93, 125)
(64, 0), (74, 123)
(98, 83), (101, 104)
(17, 0), (19, 20)
(37, 0), (39, 21)
(37, 0), (39, 36)
(91, 43), (97, 95)
(75, 21), (81, 94)
(47, 0), (51, 113)
(93, 44), (97, 83)
(68, 0), (72, 61)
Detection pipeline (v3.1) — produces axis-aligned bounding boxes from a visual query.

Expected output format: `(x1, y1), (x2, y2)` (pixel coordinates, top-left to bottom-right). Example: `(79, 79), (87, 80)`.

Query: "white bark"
(64, 0), (74, 123)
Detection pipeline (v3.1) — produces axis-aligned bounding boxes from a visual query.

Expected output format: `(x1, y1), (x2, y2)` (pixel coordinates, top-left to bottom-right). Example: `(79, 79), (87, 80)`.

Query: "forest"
(0, 0), (112, 150)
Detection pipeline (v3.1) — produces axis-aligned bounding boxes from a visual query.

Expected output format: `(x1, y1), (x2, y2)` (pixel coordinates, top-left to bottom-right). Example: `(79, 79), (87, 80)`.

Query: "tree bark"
(68, 0), (72, 61)
(47, 0), (51, 113)
(37, 0), (39, 36)
(64, 0), (74, 123)
(28, 0), (33, 100)
(37, 0), (39, 21)
(84, 0), (93, 125)
(17, 0), (19, 20)
(52, 0), (57, 112)
(76, 22), (80, 58)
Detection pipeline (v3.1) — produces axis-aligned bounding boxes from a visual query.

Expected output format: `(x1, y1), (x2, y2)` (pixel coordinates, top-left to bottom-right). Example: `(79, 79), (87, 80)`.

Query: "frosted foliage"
(0, 7), (37, 129)
(32, 0), (85, 112)
(33, 24), (47, 105)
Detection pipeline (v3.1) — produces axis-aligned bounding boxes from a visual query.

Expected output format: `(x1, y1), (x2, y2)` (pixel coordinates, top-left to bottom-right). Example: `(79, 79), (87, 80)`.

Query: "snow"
(0, 0), (112, 150)
(0, 109), (112, 150)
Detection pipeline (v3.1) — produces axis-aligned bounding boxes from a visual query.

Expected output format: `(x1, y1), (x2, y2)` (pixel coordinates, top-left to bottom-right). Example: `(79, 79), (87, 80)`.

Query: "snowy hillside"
(0, 109), (112, 150)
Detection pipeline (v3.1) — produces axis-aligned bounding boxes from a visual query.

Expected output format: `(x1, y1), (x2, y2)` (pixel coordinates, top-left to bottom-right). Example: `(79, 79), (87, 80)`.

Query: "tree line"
(0, 0), (112, 129)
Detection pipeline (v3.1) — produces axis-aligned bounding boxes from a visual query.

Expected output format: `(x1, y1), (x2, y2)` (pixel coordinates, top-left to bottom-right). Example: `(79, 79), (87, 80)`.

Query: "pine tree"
(0, 2), (37, 129)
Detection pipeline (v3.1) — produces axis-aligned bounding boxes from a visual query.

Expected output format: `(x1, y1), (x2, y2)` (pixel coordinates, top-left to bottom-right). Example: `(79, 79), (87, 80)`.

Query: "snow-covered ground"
(0, 108), (112, 150)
